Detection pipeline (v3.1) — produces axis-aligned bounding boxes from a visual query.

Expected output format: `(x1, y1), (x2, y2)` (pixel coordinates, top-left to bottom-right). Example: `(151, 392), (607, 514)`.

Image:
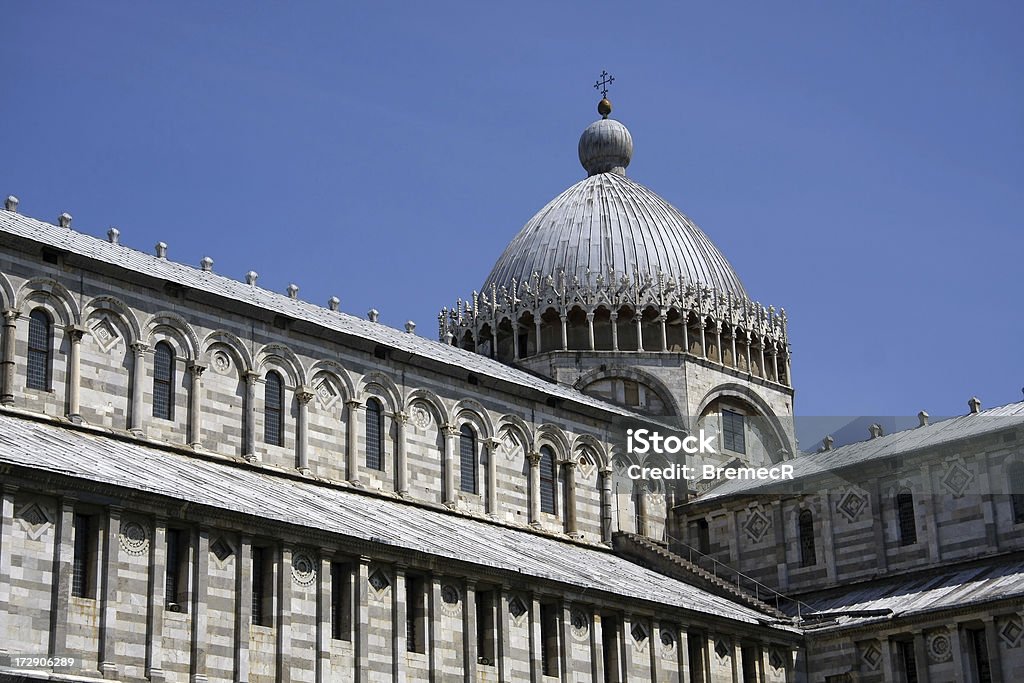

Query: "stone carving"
(837, 487), (869, 523)
(508, 596), (527, 621)
(211, 350), (232, 375)
(16, 502), (53, 540)
(440, 584), (461, 615)
(940, 459), (974, 497)
(660, 628), (676, 658)
(291, 551), (316, 587)
(411, 404), (432, 430)
(860, 641), (882, 671)
(927, 630), (952, 663)
(570, 609), (589, 640)
(631, 622), (649, 650)
(210, 537), (233, 563)
(1000, 615), (1023, 648)
(714, 639), (730, 659)
(769, 648), (784, 670)
(368, 569), (390, 593)
(119, 520), (149, 556)
(742, 506), (771, 543)
(90, 316), (121, 352)
(500, 432), (519, 461)
(314, 380), (339, 410)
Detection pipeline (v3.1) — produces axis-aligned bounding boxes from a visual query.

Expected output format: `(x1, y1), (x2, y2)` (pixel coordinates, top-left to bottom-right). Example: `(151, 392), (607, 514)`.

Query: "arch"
(404, 387), (449, 426)
(16, 278), (80, 326)
(573, 365), (683, 418)
(0, 271), (15, 310)
(535, 423), (571, 461)
(307, 360), (355, 405)
(255, 343), (305, 387)
(694, 383), (793, 460)
(82, 295), (142, 345)
(144, 311), (200, 360)
(571, 434), (610, 470)
(357, 370), (401, 411)
(452, 398), (494, 438)
(201, 330), (254, 374)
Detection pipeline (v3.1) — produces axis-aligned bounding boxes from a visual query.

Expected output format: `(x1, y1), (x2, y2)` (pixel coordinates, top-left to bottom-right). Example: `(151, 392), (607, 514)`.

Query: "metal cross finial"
(594, 70), (615, 98)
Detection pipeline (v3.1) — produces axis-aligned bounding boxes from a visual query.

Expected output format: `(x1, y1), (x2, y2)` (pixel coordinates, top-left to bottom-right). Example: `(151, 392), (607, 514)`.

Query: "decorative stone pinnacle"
(968, 396), (982, 414)
(4, 196), (18, 212)
(822, 435), (834, 451)
(868, 423), (883, 439)
(367, 309), (379, 323)
(155, 242), (168, 258)
(328, 296), (340, 311)
(405, 321), (416, 334)
(200, 256), (214, 272)
(287, 283), (299, 299)
(58, 212), (72, 228)
(917, 411), (929, 427)
(106, 227), (120, 244)
(245, 270), (259, 285)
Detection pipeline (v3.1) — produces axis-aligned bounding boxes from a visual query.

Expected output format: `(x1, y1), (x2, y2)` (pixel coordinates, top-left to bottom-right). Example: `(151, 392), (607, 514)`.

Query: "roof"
(0, 209), (646, 420)
(0, 411), (779, 627)
(482, 142), (747, 298)
(698, 401), (1024, 502)
(794, 555), (1024, 631)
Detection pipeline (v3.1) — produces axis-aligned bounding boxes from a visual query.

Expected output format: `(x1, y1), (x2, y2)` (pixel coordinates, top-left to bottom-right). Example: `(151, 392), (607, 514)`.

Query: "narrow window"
(264, 372), (284, 446)
(71, 513), (92, 598)
(165, 528), (189, 610)
(741, 646), (759, 683)
(365, 398), (385, 471)
(477, 590), (496, 665)
(798, 509), (816, 567)
(459, 424), (478, 494)
(405, 575), (426, 653)
(539, 445), (557, 515)
(153, 341), (175, 420)
(969, 628), (993, 683)
(897, 489), (917, 545)
(26, 308), (52, 391)
(330, 562), (352, 641)
(540, 603), (559, 676)
(687, 632), (706, 683)
(1009, 462), (1024, 524)
(603, 615), (622, 683)
(897, 640), (918, 683)
(722, 410), (746, 454)
(251, 546), (274, 626)
(696, 519), (711, 555)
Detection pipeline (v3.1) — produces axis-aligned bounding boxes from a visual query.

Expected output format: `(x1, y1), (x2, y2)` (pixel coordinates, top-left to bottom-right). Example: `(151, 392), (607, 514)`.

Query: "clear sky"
(3, 2), (1021, 425)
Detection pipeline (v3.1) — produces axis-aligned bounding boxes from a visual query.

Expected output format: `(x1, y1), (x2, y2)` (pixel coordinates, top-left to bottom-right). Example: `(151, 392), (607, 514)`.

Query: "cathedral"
(0, 88), (1021, 683)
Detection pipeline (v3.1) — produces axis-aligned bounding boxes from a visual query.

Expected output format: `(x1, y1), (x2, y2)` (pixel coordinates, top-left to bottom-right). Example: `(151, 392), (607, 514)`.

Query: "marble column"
(591, 612), (605, 683)
(497, 586), (511, 682)
(600, 467), (614, 543)
(235, 537), (252, 683)
(0, 486), (15, 626)
(429, 576), (443, 683)
(345, 400), (362, 486)
(295, 385), (315, 473)
(512, 324), (521, 359)
(635, 315), (644, 352)
(715, 322), (724, 364)
(316, 552), (333, 682)
(277, 544), (293, 677)
(190, 528), (210, 683)
(392, 566), (408, 682)
(187, 362), (206, 448)
(463, 580), (477, 683)
(699, 323), (707, 359)
(354, 558), (370, 683)
(0, 309), (19, 405)
(586, 312), (595, 350)
(560, 313), (568, 351)
(394, 411), (409, 496)
(147, 517), (167, 682)
(50, 497), (76, 658)
(485, 437), (501, 516)
(730, 326), (738, 369)
(658, 314), (667, 352)
(443, 423), (459, 506)
(243, 371), (260, 461)
(129, 342), (150, 433)
(610, 312), (619, 351)
(527, 451), (542, 525)
(99, 506), (122, 678)
(529, 596), (543, 683)
(65, 324), (85, 421)
(534, 318), (542, 353)
(562, 459), (578, 536)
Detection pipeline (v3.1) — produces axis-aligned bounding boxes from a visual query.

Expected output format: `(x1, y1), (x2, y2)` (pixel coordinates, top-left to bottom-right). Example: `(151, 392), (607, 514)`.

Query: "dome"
(481, 153), (747, 298)
(578, 118), (633, 176)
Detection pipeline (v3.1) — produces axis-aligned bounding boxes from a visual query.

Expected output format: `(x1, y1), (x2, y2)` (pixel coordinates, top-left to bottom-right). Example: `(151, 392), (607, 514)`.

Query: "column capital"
(130, 341), (150, 355)
(442, 422), (460, 437)
(391, 410), (409, 425)
(484, 436), (503, 449)
(345, 398), (363, 409)
(2, 308), (19, 323)
(187, 361), (207, 377)
(560, 458), (577, 469)
(243, 370), (261, 384)
(526, 451), (542, 466)
(295, 385), (316, 404)
(64, 323), (87, 341)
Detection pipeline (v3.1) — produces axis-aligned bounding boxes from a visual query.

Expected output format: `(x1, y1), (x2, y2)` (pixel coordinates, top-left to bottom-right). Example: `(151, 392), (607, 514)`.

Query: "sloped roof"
(0, 411), (781, 627)
(699, 401), (1024, 501)
(794, 555), (1024, 631)
(0, 209), (645, 420)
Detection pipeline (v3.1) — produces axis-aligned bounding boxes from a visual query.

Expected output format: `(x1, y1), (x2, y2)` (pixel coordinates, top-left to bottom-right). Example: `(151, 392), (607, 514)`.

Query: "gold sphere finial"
(597, 98), (612, 118)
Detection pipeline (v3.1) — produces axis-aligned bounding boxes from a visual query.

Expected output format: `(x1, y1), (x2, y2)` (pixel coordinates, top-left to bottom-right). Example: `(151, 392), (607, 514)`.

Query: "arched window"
(539, 445), (557, 515)
(459, 424), (477, 494)
(365, 398), (384, 471)
(897, 489), (917, 545)
(1009, 462), (1024, 524)
(152, 342), (175, 420)
(264, 371), (284, 447)
(26, 308), (52, 391)
(798, 509), (816, 567)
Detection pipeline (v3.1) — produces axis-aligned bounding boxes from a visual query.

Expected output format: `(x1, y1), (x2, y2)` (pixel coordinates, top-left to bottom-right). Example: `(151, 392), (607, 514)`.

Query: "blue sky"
(3, 2), (1021, 424)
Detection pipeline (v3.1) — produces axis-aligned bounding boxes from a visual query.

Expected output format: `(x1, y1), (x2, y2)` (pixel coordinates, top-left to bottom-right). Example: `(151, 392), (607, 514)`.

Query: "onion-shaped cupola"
(440, 95), (790, 388)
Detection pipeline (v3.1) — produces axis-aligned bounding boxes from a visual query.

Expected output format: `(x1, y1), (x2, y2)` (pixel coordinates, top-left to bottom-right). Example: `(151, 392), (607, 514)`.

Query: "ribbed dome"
(482, 170), (748, 298)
